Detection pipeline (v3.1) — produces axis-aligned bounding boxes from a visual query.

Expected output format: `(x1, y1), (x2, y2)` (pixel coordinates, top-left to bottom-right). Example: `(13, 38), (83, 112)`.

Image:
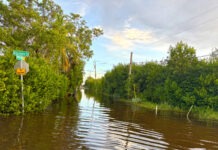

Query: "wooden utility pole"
(129, 52), (133, 76)
(128, 52), (133, 99)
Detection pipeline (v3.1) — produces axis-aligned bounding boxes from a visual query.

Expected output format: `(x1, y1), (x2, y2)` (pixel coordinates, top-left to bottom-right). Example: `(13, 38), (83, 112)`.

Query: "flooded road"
(0, 90), (218, 149)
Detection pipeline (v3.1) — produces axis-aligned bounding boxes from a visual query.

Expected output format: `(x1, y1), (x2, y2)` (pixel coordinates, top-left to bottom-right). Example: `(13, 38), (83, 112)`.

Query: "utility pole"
(129, 52), (133, 76)
(128, 52), (133, 99)
(94, 61), (96, 79)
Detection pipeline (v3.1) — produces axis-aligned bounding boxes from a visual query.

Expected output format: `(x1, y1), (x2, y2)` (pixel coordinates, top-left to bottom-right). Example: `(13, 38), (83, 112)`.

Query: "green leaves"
(85, 42), (218, 112)
(0, 0), (102, 114)
(24, 57), (69, 112)
(0, 54), (20, 114)
(167, 41), (198, 74)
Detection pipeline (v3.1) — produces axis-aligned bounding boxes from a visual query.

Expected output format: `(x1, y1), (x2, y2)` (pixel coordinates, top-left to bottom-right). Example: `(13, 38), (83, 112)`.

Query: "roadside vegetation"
(0, 0), (102, 114)
(85, 42), (218, 120)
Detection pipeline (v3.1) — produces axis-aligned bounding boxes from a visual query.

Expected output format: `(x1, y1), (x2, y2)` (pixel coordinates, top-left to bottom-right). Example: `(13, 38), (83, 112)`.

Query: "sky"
(53, 0), (218, 79)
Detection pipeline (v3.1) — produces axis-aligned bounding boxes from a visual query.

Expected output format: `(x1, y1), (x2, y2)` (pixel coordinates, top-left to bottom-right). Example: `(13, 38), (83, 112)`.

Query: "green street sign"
(13, 50), (29, 57)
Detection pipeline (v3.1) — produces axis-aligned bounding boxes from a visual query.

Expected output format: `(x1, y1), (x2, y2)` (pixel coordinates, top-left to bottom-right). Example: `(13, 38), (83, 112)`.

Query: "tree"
(0, 0), (103, 114)
(210, 48), (218, 63)
(167, 41), (198, 74)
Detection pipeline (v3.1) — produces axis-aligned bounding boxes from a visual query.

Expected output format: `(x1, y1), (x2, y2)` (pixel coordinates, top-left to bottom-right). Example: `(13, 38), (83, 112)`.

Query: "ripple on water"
(74, 103), (169, 150)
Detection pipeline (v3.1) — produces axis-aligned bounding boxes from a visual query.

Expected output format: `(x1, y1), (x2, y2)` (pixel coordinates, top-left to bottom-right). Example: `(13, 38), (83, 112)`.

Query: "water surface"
(0, 90), (218, 149)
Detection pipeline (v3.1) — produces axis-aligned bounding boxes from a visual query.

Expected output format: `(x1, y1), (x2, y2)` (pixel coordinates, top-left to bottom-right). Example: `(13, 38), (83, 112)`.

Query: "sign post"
(13, 50), (29, 114)
(21, 60), (24, 115)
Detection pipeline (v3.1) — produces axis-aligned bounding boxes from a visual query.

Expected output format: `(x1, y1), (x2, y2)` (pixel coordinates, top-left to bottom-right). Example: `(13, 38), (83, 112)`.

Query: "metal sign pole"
(13, 50), (30, 114)
(21, 74), (24, 114)
(21, 60), (24, 114)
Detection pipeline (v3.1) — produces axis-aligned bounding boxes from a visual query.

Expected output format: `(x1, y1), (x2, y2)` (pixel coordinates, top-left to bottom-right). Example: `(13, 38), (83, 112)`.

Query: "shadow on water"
(0, 94), (81, 150)
(0, 90), (218, 149)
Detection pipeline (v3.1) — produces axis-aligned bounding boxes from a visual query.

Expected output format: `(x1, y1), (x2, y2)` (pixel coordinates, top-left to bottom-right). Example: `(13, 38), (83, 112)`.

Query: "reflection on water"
(76, 93), (169, 150)
(0, 90), (218, 149)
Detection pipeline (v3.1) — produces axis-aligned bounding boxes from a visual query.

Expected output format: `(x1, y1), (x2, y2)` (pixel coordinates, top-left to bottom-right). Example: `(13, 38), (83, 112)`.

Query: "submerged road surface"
(0, 90), (218, 149)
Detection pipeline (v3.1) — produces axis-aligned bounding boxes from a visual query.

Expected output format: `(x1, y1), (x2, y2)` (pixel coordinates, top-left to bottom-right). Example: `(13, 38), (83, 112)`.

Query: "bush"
(0, 54), (69, 114)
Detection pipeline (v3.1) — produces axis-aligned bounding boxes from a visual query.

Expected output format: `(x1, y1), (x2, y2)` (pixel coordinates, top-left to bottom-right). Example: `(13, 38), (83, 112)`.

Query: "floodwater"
(0, 90), (218, 150)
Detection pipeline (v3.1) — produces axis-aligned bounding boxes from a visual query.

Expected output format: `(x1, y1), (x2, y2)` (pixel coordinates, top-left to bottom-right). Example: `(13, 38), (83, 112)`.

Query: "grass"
(119, 98), (218, 121)
(135, 101), (183, 113)
(192, 107), (218, 121)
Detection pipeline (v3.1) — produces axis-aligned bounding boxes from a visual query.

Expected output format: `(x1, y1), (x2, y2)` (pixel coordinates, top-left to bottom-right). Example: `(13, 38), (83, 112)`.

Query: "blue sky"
(53, 0), (218, 79)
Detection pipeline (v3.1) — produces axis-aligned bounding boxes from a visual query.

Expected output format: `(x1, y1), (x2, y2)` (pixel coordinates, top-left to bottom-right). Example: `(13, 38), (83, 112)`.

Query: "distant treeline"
(0, 0), (102, 114)
(85, 42), (218, 111)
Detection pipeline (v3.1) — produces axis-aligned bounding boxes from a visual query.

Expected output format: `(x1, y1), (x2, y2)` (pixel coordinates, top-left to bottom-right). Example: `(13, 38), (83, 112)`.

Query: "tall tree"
(0, 0), (103, 114)
(167, 41), (198, 74)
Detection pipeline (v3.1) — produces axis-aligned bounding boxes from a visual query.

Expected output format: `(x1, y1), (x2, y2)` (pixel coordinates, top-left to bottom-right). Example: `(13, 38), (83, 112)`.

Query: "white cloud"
(124, 17), (133, 28)
(77, 2), (88, 17)
(54, 0), (218, 61)
(104, 28), (156, 50)
(90, 0), (218, 57)
(124, 28), (154, 43)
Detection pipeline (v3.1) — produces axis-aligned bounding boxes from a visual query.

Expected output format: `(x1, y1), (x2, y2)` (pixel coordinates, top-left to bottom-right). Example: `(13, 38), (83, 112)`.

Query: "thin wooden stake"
(155, 105), (158, 115)
(186, 105), (193, 120)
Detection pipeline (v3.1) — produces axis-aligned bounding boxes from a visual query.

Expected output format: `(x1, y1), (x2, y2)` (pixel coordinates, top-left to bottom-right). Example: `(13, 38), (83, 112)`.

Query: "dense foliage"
(0, 0), (102, 114)
(85, 42), (218, 111)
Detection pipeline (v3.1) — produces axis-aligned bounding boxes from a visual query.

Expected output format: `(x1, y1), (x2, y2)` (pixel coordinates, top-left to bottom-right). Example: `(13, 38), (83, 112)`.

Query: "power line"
(172, 4), (218, 30)
(84, 7), (218, 76)
(144, 5), (218, 47)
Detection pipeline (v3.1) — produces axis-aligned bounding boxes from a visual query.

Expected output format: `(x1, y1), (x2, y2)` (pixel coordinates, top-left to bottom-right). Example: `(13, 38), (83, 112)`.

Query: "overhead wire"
(145, 4), (218, 46)
(85, 4), (218, 77)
